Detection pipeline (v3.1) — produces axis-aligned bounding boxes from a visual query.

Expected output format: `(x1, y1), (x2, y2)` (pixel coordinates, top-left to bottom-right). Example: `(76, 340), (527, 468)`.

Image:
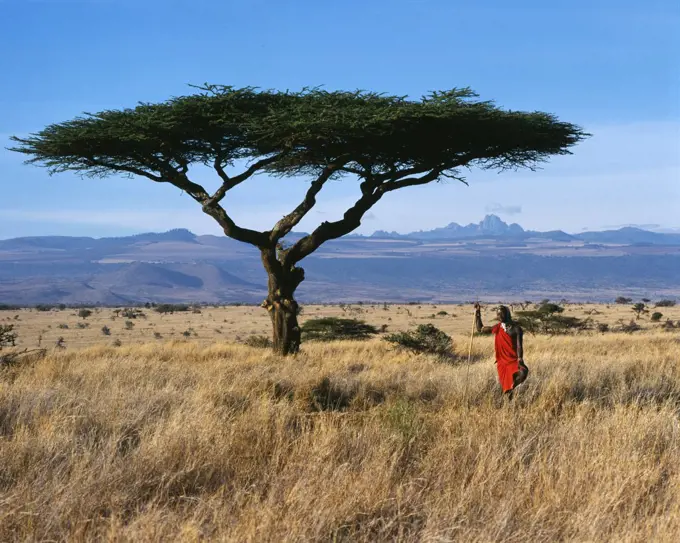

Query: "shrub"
(0, 304), (20, 311)
(78, 308), (92, 319)
(76, 322), (89, 329)
(618, 320), (641, 333)
(101, 325), (111, 336)
(57, 323), (69, 329)
(153, 331), (163, 339)
(597, 323), (609, 333)
(615, 296), (632, 304)
(383, 324), (453, 357)
(301, 317), (379, 342)
(655, 300), (676, 308)
(243, 335), (272, 348)
(35, 304), (53, 312)
(55, 337), (66, 349)
(124, 321), (135, 330)
(651, 312), (663, 323)
(0, 324), (17, 348)
(112, 339), (122, 347)
(121, 308), (145, 319)
(437, 310), (448, 316)
(154, 304), (190, 314)
(515, 303), (589, 335)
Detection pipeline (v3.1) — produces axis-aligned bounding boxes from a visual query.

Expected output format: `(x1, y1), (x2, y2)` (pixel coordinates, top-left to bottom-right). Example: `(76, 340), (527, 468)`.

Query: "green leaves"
(10, 84), (588, 184)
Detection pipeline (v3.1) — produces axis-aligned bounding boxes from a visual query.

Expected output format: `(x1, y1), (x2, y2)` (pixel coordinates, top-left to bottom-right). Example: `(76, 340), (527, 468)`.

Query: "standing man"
(474, 303), (529, 398)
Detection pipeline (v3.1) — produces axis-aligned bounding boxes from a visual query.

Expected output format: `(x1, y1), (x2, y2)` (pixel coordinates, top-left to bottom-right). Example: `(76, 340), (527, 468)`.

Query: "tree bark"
(261, 248), (304, 355)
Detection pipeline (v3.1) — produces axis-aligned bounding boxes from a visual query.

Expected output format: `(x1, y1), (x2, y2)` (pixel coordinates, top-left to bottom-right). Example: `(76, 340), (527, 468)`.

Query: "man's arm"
(474, 303), (494, 334)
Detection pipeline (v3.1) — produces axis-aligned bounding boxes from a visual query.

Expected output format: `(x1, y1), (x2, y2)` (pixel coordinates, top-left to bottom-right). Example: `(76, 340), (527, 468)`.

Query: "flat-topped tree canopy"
(10, 84), (588, 354)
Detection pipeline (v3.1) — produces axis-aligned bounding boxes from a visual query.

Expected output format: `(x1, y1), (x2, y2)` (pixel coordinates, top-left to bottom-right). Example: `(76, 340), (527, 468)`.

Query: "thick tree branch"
(380, 169), (445, 192)
(269, 162), (344, 243)
(283, 189), (383, 266)
(283, 167), (452, 265)
(207, 154), (284, 207)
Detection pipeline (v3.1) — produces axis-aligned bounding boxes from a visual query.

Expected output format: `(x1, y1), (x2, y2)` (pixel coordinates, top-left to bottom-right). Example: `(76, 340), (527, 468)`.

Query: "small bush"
(516, 303), (589, 335)
(121, 308), (145, 319)
(154, 304), (190, 314)
(76, 322), (89, 329)
(243, 335), (272, 348)
(57, 323), (69, 329)
(77, 308), (92, 319)
(437, 310), (448, 316)
(124, 321), (135, 330)
(112, 339), (122, 347)
(0, 324), (17, 348)
(662, 319), (676, 330)
(597, 323), (609, 333)
(651, 312), (663, 323)
(55, 337), (65, 349)
(383, 324), (453, 357)
(153, 331), (163, 339)
(655, 300), (676, 308)
(615, 296), (633, 304)
(301, 318), (379, 342)
(35, 304), (53, 312)
(618, 320), (641, 333)
(101, 325), (111, 336)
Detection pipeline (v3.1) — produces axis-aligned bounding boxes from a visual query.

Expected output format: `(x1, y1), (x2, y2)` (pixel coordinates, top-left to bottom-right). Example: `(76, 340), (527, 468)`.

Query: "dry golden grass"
(2, 326), (680, 541)
(6, 301), (680, 350)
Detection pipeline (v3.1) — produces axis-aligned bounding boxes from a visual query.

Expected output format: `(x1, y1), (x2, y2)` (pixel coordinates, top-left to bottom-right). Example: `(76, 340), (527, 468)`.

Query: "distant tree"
(632, 303), (648, 320)
(10, 85), (587, 354)
(641, 298), (651, 303)
(78, 308), (92, 319)
(615, 296), (633, 304)
(655, 300), (676, 308)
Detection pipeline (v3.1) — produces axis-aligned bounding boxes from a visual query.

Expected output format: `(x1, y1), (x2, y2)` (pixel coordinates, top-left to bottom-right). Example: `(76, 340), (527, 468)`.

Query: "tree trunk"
(268, 295), (300, 355)
(261, 248), (304, 355)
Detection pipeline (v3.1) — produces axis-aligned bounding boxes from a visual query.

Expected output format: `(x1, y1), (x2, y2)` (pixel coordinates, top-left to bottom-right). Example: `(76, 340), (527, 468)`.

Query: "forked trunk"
(261, 248), (304, 355)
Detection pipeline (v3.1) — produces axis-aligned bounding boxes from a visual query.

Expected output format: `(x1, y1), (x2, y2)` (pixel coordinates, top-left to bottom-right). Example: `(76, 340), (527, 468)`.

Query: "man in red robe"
(474, 303), (529, 398)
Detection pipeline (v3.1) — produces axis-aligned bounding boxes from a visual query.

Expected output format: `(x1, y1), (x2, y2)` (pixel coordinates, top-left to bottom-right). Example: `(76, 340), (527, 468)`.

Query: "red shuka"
(492, 322), (520, 393)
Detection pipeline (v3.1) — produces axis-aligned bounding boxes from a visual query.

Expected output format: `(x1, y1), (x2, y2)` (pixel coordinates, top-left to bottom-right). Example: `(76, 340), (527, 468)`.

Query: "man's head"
(496, 305), (511, 323)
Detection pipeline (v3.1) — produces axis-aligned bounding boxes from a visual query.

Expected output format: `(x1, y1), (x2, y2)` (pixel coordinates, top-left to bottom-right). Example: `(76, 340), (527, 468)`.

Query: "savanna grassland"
(1, 303), (680, 541)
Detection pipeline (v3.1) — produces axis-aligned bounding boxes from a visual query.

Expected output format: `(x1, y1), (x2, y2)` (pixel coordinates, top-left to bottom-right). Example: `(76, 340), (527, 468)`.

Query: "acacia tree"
(10, 85), (587, 355)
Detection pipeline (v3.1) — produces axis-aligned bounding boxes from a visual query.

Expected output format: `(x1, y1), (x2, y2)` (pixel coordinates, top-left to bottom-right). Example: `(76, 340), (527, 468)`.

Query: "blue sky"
(1, 0), (678, 239)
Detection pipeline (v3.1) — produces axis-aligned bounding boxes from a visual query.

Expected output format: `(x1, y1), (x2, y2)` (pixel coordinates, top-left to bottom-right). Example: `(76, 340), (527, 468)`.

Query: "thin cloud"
(485, 203), (522, 216)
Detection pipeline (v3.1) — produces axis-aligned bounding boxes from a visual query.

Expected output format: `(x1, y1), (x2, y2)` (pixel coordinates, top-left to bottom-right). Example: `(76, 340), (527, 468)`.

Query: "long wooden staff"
(462, 304), (477, 404)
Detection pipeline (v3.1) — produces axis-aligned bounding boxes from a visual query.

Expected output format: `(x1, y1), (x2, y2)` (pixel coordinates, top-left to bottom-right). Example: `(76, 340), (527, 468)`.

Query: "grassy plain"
(1, 303), (680, 541)
(5, 301), (680, 351)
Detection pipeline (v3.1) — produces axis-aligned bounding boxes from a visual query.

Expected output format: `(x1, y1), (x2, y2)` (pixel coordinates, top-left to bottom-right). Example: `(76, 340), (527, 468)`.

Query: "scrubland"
(2, 305), (680, 541)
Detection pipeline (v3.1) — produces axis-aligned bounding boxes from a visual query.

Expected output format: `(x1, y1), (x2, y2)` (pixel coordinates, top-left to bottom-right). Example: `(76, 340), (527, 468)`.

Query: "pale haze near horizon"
(0, 0), (678, 239)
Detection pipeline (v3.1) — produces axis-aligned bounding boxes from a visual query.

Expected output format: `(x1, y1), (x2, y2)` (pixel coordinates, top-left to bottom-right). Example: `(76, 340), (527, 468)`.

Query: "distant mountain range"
(1, 216), (679, 304)
(366, 215), (680, 245)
